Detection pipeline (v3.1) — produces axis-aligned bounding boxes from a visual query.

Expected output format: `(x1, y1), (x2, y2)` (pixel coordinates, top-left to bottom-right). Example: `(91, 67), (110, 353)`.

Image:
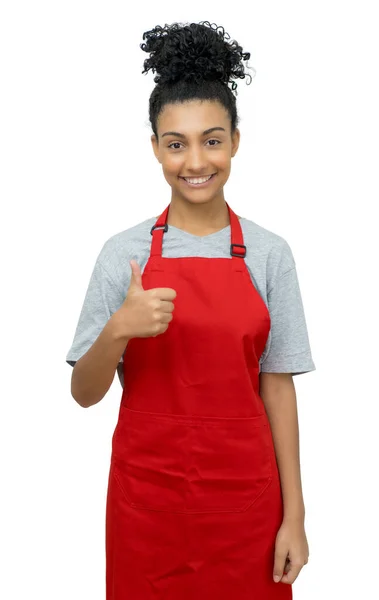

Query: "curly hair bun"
(140, 21), (252, 90)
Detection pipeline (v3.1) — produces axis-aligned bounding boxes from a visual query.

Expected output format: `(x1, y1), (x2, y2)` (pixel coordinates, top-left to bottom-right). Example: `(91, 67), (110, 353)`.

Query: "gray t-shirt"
(66, 214), (316, 387)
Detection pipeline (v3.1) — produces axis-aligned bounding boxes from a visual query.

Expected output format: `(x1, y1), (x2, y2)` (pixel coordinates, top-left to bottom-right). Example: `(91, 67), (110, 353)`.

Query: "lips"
(179, 174), (216, 187)
(180, 174), (215, 180)
(179, 174), (216, 189)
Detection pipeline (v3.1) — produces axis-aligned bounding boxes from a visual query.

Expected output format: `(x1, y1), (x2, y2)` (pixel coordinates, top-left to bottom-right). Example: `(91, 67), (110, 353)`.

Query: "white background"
(1, 1), (378, 598)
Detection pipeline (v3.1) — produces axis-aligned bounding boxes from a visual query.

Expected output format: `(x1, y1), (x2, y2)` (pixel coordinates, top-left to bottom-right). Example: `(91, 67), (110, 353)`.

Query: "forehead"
(157, 100), (229, 135)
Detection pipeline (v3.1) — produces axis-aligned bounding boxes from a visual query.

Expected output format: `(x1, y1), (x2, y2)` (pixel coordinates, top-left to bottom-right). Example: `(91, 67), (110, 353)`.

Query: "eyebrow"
(161, 127), (226, 139)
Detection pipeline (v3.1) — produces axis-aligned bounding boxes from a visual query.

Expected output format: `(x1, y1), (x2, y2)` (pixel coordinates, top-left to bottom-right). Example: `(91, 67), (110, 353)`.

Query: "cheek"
(213, 152), (231, 168)
(161, 155), (182, 173)
(161, 152), (231, 176)
(215, 159), (231, 175)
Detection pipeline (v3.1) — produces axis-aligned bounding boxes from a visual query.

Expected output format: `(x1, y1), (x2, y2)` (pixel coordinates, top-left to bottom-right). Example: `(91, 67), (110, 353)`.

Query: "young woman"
(66, 21), (316, 600)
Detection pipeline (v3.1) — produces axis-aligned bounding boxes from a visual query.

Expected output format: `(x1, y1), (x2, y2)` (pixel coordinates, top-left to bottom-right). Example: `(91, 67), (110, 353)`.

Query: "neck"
(166, 198), (231, 236)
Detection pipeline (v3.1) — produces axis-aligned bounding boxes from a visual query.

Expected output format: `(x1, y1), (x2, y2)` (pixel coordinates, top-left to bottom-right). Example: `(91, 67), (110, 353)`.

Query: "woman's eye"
(168, 139), (221, 149)
(168, 142), (182, 149)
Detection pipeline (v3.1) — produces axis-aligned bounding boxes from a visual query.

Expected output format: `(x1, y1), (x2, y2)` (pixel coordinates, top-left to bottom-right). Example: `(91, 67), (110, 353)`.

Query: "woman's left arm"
(259, 371), (309, 585)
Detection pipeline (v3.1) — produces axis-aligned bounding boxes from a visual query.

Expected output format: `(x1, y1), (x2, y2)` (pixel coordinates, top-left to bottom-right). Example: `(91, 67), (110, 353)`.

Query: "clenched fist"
(112, 259), (177, 340)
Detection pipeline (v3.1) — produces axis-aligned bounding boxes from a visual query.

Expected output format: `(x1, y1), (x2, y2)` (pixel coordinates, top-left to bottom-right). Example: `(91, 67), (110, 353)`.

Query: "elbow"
(70, 382), (103, 408)
(72, 392), (92, 408)
(70, 366), (103, 408)
(70, 384), (92, 408)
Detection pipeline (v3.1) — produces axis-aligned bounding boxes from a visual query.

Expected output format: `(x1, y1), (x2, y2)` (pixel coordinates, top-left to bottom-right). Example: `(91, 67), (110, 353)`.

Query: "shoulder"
(240, 216), (296, 289)
(92, 216), (156, 293)
(96, 216), (156, 267)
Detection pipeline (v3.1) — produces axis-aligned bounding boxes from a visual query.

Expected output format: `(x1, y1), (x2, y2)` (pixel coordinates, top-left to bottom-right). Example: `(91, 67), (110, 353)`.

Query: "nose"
(185, 146), (209, 173)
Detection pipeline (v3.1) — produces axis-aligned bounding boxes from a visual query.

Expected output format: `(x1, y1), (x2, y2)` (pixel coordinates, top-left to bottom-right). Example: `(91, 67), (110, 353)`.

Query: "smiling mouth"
(179, 174), (216, 179)
(179, 174), (216, 186)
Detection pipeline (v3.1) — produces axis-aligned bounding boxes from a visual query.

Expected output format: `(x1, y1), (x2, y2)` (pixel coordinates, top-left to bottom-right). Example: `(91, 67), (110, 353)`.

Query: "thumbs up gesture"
(113, 260), (177, 340)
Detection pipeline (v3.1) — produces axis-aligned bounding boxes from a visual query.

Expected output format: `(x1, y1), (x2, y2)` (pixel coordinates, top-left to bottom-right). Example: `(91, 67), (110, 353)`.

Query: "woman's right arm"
(70, 259), (176, 408)
(71, 314), (130, 408)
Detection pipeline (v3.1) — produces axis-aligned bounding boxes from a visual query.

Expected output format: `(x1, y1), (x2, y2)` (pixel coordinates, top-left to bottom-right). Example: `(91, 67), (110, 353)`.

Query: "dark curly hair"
(140, 21), (255, 140)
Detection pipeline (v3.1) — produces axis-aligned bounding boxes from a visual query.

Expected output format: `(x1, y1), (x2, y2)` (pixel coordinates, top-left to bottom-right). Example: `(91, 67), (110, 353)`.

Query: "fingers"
(151, 287), (177, 301)
(160, 300), (175, 313)
(273, 550), (288, 583)
(274, 553), (308, 585)
(279, 558), (305, 585)
(160, 312), (173, 324)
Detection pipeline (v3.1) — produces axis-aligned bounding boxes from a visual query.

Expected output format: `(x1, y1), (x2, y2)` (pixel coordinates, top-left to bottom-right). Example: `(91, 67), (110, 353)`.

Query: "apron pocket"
(186, 414), (273, 513)
(112, 406), (273, 514)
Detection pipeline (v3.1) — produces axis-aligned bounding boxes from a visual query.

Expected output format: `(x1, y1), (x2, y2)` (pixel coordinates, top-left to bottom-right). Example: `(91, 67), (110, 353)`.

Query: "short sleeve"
(259, 266), (316, 376)
(65, 252), (126, 367)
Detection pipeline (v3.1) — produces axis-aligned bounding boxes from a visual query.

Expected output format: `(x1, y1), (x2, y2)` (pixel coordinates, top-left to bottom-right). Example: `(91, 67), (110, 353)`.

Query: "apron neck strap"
(150, 202), (246, 262)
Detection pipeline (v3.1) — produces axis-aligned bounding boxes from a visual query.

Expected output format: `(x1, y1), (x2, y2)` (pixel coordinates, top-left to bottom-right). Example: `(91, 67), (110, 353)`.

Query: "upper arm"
(259, 250), (316, 377)
(65, 245), (127, 367)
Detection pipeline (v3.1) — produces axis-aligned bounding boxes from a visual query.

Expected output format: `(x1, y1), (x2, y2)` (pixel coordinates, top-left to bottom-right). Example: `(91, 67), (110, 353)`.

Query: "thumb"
(273, 549), (287, 582)
(129, 259), (144, 291)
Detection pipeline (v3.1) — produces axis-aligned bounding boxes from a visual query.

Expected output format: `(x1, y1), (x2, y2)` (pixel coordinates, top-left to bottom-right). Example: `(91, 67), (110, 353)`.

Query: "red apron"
(105, 202), (292, 599)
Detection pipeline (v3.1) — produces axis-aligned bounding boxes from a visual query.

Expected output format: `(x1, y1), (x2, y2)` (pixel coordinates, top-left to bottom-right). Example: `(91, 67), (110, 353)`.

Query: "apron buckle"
(151, 223), (169, 235)
(230, 243), (247, 258)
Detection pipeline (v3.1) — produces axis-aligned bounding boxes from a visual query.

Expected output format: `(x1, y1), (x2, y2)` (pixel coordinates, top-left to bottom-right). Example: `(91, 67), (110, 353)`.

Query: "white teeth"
(184, 175), (213, 184)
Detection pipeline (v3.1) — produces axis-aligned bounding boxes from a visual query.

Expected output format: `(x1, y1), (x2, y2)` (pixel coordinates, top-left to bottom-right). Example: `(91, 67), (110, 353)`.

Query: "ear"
(231, 128), (240, 158)
(151, 134), (161, 163)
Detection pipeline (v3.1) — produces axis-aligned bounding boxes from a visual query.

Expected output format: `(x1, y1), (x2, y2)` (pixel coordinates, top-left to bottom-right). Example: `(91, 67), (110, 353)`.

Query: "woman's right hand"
(112, 259), (177, 340)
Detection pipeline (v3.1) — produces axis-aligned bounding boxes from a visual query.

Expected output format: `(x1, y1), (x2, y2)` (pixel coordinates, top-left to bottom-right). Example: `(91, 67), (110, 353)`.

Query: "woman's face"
(151, 100), (240, 206)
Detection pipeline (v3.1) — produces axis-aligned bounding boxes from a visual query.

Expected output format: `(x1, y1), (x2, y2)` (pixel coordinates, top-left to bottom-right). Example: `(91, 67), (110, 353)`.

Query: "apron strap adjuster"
(151, 223), (169, 235)
(230, 243), (246, 258)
